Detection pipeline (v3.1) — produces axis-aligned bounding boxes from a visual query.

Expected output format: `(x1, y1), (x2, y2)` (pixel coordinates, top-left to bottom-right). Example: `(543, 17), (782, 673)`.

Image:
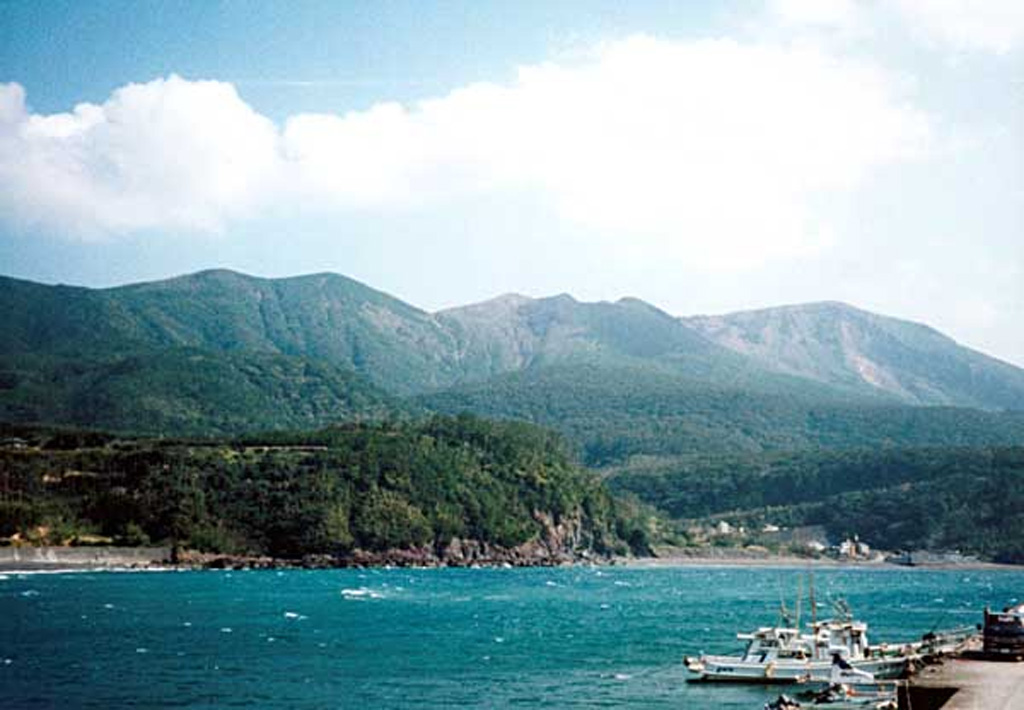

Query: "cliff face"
(439, 510), (600, 565)
(168, 509), (613, 569)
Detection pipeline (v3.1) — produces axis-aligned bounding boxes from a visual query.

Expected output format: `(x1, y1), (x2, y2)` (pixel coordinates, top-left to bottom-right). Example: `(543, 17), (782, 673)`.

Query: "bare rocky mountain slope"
(685, 301), (1024, 410)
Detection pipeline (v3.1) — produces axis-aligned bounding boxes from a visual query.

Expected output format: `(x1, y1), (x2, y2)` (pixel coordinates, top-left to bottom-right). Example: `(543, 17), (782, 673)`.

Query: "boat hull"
(687, 655), (908, 684)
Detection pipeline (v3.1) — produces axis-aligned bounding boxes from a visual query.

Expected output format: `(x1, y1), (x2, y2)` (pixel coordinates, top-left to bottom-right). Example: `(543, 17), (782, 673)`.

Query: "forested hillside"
(0, 416), (652, 561)
(420, 363), (1024, 465)
(0, 270), (462, 395)
(607, 446), (1024, 562)
(0, 348), (398, 436)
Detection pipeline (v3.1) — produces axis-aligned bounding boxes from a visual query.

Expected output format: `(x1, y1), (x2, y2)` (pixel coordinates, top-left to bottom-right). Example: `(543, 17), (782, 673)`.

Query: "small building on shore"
(886, 550), (980, 566)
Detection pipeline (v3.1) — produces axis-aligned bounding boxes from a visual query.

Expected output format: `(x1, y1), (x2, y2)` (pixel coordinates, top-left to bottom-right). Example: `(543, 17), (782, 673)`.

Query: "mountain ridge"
(10, 268), (1018, 371)
(2, 268), (1024, 441)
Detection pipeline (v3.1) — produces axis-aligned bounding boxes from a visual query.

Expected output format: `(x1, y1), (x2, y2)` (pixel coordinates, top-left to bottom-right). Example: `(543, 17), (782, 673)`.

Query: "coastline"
(2, 545), (1021, 573)
(617, 548), (1024, 572)
(0, 543), (602, 573)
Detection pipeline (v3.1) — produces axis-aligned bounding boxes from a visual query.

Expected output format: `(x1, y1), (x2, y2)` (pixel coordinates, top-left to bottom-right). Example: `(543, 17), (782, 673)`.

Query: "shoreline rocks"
(169, 539), (611, 571)
(4, 542), (1015, 573)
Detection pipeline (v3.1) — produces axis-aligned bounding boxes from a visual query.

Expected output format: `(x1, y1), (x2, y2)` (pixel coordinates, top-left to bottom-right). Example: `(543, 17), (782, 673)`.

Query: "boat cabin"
(738, 627), (812, 663)
(811, 620), (871, 661)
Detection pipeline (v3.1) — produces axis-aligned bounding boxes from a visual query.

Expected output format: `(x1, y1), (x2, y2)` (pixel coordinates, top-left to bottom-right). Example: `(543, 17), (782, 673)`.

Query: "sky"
(1, 0), (1022, 365)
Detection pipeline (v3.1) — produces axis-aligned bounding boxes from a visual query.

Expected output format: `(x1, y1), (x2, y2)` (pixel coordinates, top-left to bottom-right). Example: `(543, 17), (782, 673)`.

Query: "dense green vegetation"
(0, 348), (398, 436)
(0, 416), (651, 558)
(607, 446), (1024, 562)
(0, 270), (464, 396)
(421, 364), (1024, 466)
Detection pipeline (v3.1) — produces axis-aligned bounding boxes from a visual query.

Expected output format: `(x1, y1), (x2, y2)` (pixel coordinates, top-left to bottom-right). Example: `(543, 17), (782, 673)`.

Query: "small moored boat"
(764, 684), (898, 710)
(685, 614), (912, 683)
(762, 657), (899, 709)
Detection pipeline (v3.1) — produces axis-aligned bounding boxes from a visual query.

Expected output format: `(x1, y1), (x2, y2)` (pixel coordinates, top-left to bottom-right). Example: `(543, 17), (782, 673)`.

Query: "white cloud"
(0, 36), (931, 269)
(894, 0), (1024, 54)
(0, 75), (279, 235)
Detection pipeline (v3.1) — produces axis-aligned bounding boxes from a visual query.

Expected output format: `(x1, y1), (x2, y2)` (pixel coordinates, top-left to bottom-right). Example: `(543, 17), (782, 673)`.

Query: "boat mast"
(778, 581), (791, 627)
(795, 575), (803, 631)
(809, 571), (817, 628)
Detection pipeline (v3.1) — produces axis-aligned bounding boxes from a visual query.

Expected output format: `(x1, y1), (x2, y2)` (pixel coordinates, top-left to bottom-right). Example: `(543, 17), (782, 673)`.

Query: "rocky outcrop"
(165, 543), (606, 570)
(167, 511), (611, 570)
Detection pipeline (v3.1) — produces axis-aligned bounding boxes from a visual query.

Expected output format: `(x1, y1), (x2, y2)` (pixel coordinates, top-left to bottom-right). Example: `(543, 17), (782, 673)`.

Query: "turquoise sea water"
(2, 565), (1022, 709)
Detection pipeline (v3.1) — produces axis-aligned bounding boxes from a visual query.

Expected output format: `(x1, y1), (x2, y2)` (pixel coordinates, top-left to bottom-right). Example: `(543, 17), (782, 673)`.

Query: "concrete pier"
(910, 657), (1024, 709)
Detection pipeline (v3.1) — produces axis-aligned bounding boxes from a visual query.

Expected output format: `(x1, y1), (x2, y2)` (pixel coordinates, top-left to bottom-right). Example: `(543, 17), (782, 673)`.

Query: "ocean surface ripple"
(2, 565), (1021, 708)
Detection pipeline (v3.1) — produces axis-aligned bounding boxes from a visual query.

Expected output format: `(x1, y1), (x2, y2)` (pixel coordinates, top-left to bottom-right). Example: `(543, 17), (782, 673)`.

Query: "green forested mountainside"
(0, 348), (398, 436)
(438, 292), (736, 378)
(0, 269), (873, 437)
(0, 270), (798, 397)
(437, 294), (891, 406)
(686, 301), (1024, 409)
(0, 416), (652, 558)
(606, 446), (1024, 562)
(9, 269), (1024, 409)
(419, 363), (1024, 466)
(4, 270), (1024, 443)
(0, 270), (462, 395)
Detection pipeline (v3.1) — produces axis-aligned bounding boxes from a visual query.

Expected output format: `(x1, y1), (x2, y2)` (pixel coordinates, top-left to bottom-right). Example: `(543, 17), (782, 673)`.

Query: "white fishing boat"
(685, 616), (911, 683)
(685, 589), (916, 684)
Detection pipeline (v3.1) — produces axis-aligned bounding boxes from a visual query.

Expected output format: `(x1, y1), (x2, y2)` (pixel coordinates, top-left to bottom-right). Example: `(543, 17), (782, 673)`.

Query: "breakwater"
(0, 546), (170, 570)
